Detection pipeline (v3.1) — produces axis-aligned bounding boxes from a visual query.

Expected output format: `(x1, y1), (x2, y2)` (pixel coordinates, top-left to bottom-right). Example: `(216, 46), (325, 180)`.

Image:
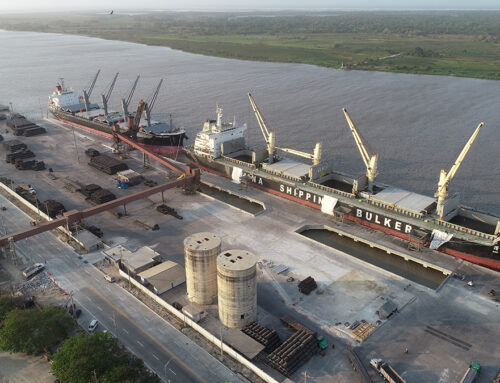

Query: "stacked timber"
(41, 200), (66, 218)
(23, 126), (46, 137)
(156, 204), (183, 220)
(6, 149), (35, 163)
(3, 139), (27, 152)
(15, 159), (45, 171)
(81, 184), (102, 198)
(493, 370), (500, 383)
(86, 225), (103, 238)
(88, 154), (128, 175)
(267, 330), (318, 376)
(7, 115), (45, 136)
(117, 169), (142, 186)
(90, 188), (116, 204)
(281, 316), (316, 335)
(242, 321), (281, 353)
(298, 276), (317, 295)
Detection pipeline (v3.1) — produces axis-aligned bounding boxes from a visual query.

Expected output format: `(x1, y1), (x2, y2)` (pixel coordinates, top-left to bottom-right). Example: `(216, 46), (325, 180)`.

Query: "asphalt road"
(0, 193), (242, 383)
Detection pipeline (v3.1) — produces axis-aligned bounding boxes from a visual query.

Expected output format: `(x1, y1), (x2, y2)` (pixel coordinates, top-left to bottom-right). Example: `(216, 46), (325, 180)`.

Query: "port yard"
(1, 117), (499, 383)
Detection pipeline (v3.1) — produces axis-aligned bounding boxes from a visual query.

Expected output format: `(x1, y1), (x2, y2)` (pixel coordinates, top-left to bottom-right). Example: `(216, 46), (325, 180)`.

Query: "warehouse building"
(138, 261), (186, 295)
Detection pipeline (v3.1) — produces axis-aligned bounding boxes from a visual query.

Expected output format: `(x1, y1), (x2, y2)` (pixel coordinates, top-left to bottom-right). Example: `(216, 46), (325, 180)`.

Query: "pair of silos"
(184, 232), (257, 328)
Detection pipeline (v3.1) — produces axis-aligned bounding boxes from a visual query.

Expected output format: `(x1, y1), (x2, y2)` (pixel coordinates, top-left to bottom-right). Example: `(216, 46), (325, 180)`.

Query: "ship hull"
(51, 109), (185, 155)
(186, 150), (500, 271)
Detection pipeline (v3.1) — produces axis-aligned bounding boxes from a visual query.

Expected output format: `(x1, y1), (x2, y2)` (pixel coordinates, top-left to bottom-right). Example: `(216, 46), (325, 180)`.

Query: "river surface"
(0, 30), (499, 214)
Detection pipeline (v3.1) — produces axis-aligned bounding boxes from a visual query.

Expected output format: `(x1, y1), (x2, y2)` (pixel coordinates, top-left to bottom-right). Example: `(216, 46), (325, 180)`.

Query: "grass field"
(1, 11), (499, 79)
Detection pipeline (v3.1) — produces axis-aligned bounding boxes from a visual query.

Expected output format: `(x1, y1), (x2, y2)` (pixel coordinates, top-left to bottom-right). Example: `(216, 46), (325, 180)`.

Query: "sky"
(3, 0), (500, 12)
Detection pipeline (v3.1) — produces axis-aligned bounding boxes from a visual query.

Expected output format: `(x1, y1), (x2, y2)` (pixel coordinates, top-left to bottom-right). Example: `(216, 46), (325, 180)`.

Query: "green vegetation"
(0, 295), (23, 321)
(0, 11), (499, 79)
(51, 331), (159, 383)
(0, 293), (159, 383)
(0, 306), (74, 354)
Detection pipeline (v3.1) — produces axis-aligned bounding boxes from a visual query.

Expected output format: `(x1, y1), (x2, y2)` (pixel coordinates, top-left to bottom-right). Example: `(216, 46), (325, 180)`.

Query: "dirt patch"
(0, 351), (54, 383)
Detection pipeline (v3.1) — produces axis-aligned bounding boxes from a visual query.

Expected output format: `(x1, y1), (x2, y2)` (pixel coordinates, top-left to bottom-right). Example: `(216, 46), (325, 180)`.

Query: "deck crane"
(120, 75), (140, 117)
(83, 69), (100, 112)
(100, 72), (119, 116)
(145, 79), (163, 128)
(435, 122), (484, 219)
(248, 93), (321, 165)
(343, 108), (378, 193)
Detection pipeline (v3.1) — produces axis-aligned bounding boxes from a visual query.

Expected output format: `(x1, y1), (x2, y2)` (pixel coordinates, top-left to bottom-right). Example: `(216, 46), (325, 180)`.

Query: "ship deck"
(212, 156), (495, 247)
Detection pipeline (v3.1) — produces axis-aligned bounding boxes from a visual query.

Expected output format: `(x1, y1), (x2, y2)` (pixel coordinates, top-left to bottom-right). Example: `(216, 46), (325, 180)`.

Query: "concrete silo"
(184, 232), (221, 305)
(217, 249), (257, 328)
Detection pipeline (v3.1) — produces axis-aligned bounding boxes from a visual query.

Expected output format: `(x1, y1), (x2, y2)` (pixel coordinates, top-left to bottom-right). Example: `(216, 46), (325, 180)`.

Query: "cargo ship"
(48, 72), (186, 155)
(185, 95), (500, 271)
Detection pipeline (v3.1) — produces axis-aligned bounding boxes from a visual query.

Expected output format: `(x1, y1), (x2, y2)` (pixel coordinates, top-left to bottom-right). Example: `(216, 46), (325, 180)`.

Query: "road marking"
(96, 305), (103, 311)
(87, 286), (206, 383)
(137, 340), (144, 347)
(169, 368), (176, 375)
(152, 354), (159, 360)
(122, 328), (129, 334)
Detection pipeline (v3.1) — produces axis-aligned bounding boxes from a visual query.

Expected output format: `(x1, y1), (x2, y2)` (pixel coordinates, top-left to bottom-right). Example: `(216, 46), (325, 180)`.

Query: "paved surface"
(1, 120), (500, 382)
(0, 192), (242, 383)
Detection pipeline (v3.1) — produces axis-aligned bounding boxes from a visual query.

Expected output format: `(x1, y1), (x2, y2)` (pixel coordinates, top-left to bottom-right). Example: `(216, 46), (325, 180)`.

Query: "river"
(0, 30), (499, 214)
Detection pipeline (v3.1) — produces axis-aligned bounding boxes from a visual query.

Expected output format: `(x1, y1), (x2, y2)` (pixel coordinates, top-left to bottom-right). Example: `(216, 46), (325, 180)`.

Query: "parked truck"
(460, 363), (480, 383)
(370, 359), (406, 383)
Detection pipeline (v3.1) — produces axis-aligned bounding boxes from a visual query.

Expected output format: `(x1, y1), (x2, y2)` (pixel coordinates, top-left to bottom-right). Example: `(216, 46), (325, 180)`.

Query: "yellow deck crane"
(435, 122), (484, 219)
(342, 108), (378, 193)
(248, 93), (322, 165)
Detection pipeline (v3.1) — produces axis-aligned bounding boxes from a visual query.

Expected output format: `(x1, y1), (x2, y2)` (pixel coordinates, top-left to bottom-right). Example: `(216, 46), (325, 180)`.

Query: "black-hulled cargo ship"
(185, 100), (500, 271)
(48, 76), (186, 155)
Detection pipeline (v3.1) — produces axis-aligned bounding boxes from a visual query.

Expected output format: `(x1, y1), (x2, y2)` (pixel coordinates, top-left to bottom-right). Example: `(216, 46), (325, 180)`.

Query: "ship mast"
(83, 70), (100, 112)
(435, 122), (484, 219)
(101, 72), (119, 116)
(343, 108), (378, 193)
(248, 93), (321, 165)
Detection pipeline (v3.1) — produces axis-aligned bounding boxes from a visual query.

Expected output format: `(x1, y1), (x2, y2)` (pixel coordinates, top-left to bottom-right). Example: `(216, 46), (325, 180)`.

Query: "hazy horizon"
(2, 0), (500, 12)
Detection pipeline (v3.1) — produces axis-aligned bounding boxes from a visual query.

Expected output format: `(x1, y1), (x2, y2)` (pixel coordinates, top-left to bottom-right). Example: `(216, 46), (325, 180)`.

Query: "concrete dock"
(1, 118), (499, 382)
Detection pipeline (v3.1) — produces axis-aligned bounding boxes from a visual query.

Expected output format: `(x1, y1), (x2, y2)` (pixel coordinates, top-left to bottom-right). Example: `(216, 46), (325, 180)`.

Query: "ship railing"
(363, 197), (425, 219)
(431, 218), (496, 241)
(308, 182), (356, 199)
(221, 155), (256, 170)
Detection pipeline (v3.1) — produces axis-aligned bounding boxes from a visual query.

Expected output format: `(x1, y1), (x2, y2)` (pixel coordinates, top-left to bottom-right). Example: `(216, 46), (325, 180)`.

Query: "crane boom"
(248, 93), (321, 165)
(101, 72), (119, 115)
(86, 69), (101, 98)
(121, 75), (140, 117)
(248, 93), (271, 142)
(343, 108), (378, 192)
(83, 69), (100, 112)
(145, 79), (163, 127)
(435, 122), (484, 219)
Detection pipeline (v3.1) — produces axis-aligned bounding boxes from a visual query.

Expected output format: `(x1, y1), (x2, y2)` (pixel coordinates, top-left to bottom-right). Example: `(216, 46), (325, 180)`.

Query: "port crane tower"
(101, 72), (119, 116)
(83, 69), (100, 112)
(435, 122), (484, 219)
(342, 108), (378, 193)
(248, 93), (322, 166)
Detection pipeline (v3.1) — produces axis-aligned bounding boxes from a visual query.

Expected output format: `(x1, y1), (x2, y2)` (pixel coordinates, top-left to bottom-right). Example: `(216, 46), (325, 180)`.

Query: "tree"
(0, 295), (22, 321)
(0, 306), (74, 354)
(51, 331), (123, 383)
(51, 332), (160, 383)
